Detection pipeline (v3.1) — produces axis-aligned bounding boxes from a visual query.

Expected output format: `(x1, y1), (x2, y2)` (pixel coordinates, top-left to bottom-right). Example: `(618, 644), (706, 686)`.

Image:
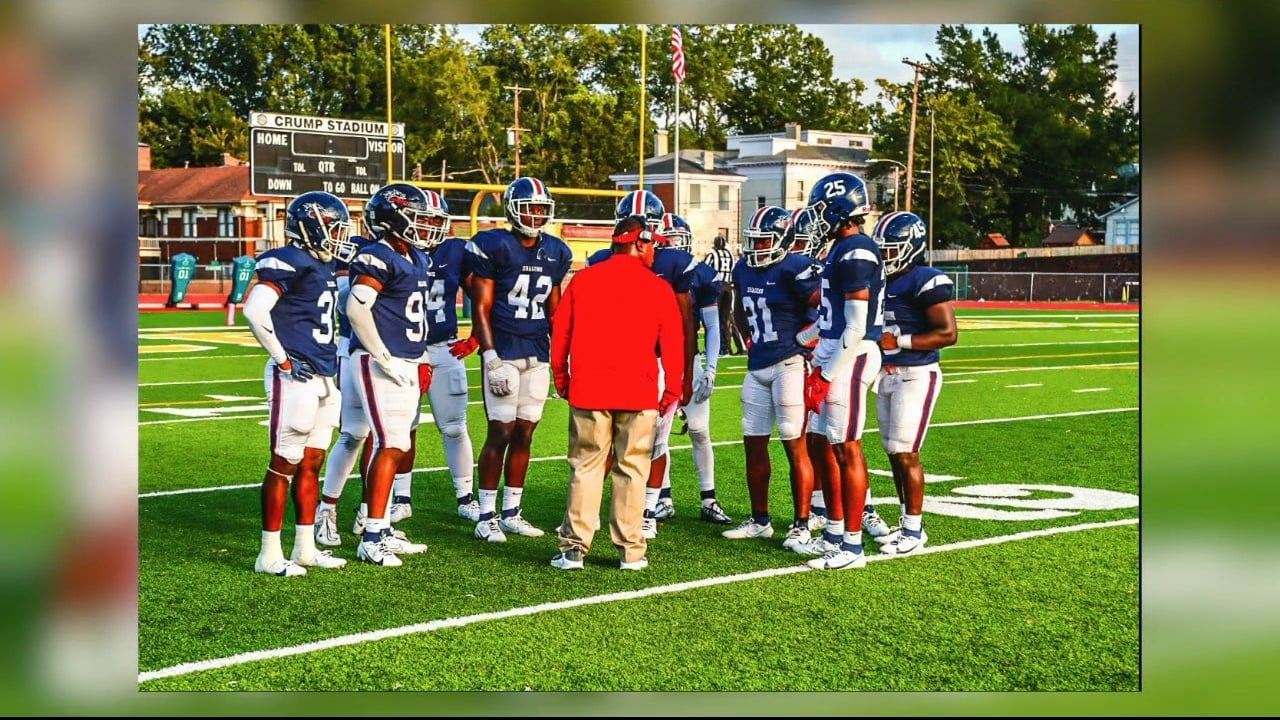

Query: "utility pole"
(928, 108), (935, 265)
(902, 58), (933, 212)
(504, 84), (531, 180)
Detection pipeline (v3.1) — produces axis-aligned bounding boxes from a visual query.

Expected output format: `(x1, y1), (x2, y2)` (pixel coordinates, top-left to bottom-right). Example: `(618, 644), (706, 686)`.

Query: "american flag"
(671, 25), (686, 84)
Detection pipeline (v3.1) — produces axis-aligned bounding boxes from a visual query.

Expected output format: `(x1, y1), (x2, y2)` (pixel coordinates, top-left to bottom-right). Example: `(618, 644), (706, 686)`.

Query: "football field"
(137, 306), (1139, 693)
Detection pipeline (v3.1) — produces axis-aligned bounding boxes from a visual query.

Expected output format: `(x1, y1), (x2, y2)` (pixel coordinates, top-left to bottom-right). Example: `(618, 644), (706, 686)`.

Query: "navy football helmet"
(615, 190), (665, 230)
(872, 211), (929, 276)
(807, 172), (871, 240)
(504, 177), (556, 238)
(743, 205), (792, 268)
(785, 206), (826, 259)
(365, 183), (448, 250)
(285, 191), (355, 262)
(658, 213), (693, 251)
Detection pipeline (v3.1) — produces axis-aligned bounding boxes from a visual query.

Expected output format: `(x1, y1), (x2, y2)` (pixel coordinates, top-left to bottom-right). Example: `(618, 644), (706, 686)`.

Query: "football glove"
(658, 390), (681, 416)
(281, 355), (315, 382)
(418, 362), (434, 395)
(486, 358), (516, 397)
(375, 354), (413, 387)
(449, 336), (480, 360)
(804, 366), (832, 416)
(692, 368), (716, 404)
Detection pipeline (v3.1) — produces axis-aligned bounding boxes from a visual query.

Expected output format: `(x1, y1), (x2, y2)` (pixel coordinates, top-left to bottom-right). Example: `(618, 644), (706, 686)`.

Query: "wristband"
(898, 334), (914, 350)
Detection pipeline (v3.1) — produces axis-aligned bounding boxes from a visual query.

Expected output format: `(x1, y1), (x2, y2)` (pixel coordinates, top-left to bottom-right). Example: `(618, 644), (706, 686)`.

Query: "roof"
(1041, 227), (1099, 246)
(981, 233), (1010, 247)
(1097, 196), (1139, 219)
(138, 166), (284, 205)
(736, 145), (871, 165)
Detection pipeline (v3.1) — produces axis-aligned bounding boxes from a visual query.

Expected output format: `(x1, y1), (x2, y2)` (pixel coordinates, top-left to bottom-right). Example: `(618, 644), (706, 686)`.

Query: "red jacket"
(551, 254), (684, 411)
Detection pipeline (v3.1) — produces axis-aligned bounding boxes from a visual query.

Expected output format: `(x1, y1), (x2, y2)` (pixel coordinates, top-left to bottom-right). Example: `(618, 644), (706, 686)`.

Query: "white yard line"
(1073, 388), (1111, 393)
(137, 517), (1138, 684)
(138, 407), (1137, 498)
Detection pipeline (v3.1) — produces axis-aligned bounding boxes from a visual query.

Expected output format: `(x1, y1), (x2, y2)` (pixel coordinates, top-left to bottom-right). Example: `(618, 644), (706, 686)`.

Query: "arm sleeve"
(700, 305), (721, 373)
(335, 274), (352, 321)
(821, 298), (868, 381)
(242, 283), (288, 365)
(346, 282), (392, 362)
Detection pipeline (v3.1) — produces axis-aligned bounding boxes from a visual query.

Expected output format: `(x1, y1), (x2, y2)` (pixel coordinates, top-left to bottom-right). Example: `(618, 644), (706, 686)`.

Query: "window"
(689, 184), (701, 209)
(718, 185), (730, 211)
(816, 137), (832, 145)
(797, 180), (805, 204)
(218, 208), (235, 238)
(852, 140), (864, 148)
(183, 209), (197, 238)
(1113, 218), (1139, 246)
(757, 196), (767, 209)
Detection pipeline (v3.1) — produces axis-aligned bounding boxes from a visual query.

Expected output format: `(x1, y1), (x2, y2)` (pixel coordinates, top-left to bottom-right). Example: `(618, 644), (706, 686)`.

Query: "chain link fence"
(937, 269), (1140, 303)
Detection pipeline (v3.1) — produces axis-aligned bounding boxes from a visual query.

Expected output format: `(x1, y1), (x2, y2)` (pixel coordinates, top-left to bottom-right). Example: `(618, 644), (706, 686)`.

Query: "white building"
(1098, 197), (1140, 246)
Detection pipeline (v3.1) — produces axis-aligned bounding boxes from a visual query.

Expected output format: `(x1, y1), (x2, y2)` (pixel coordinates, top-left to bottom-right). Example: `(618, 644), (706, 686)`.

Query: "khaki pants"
(558, 407), (658, 564)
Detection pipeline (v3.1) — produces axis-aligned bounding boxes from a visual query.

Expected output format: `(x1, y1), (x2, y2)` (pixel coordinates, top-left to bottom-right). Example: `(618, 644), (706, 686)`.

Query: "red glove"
(659, 391), (681, 417)
(555, 381), (569, 402)
(418, 362), (434, 396)
(449, 336), (480, 359)
(804, 367), (831, 415)
(743, 335), (753, 352)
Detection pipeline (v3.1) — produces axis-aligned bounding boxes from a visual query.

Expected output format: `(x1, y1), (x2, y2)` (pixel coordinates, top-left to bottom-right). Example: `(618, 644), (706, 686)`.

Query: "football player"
(466, 177), (573, 542)
(795, 172), (885, 571)
(344, 182), (438, 566)
(659, 213), (732, 528)
(723, 206), (822, 551)
(871, 211), (957, 555)
(242, 191), (355, 576)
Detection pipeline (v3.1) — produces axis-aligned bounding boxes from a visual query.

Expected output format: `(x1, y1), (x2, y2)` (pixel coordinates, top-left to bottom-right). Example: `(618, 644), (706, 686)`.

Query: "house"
(1098, 197), (1140, 246)
(980, 233), (1011, 249)
(610, 122), (881, 256)
(1040, 226), (1100, 247)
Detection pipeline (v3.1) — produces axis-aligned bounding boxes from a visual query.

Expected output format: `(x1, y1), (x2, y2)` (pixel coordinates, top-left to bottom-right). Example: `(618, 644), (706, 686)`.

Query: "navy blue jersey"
(336, 236), (375, 340)
(253, 244), (339, 376)
(652, 247), (698, 295)
(733, 252), (822, 370)
(586, 247), (611, 267)
(816, 232), (884, 342)
(467, 228), (572, 361)
(347, 239), (434, 360)
(883, 266), (954, 366)
(425, 237), (473, 343)
(690, 261), (722, 342)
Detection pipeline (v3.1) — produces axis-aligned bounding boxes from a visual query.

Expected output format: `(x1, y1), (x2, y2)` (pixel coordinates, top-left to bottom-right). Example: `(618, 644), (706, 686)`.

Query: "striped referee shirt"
(704, 247), (736, 284)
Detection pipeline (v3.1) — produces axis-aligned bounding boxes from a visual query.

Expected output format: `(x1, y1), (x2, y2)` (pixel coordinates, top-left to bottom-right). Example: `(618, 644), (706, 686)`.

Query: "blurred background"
(1, 0), (1277, 715)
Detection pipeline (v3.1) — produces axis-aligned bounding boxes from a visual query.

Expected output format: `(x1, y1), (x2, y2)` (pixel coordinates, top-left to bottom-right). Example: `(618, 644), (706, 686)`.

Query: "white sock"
(358, 502), (369, 519)
(502, 486), (524, 513)
(393, 472), (412, 500)
(660, 452), (672, 492)
(843, 530), (863, 549)
(690, 428), (715, 494)
(365, 516), (388, 534)
(478, 488), (498, 517)
(827, 519), (845, 537)
(903, 513), (923, 533)
(645, 487), (660, 513)
(320, 431), (364, 499)
(260, 530), (283, 560)
(811, 489), (826, 513)
(864, 487), (875, 509)
(293, 525), (315, 557)
(443, 433), (474, 495)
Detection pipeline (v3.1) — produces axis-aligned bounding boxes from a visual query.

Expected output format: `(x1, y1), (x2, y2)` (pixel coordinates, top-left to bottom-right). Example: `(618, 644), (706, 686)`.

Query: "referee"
(703, 235), (745, 356)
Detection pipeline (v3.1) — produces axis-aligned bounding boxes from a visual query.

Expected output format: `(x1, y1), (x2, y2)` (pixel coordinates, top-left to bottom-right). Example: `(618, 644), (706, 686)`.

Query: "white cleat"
(291, 548), (347, 569)
(351, 507), (366, 536)
(475, 518), (507, 543)
(389, 502), (413, 523)
(315, 505), (341, 547)
(861, 510), (894, 538)
(653, 499), (676, 520)
(356, 535), (403, 567)
(806, 546), (866, 570)
(882, 529), (928, 555)
(456, 499), (481, 522)
(782, 522), (813, 552)
(255, 554), (306, 577)
(722, 519), (774, 540)
(640, 514), (658, 540)
(499, 511), (546, 538)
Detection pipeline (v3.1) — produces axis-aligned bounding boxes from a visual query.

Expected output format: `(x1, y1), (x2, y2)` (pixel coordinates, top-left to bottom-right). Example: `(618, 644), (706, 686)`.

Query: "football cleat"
(882, 529), (928, 555)
(315, 505), (341, 547)
(806, 546), (866, 571)
(861, 510), (893, 538)
(383, 531), (428, 555)
(499, 510), (546, 537)
(291, 548), (347, 569)
(807, 510), (828, 533)
(457, 499), (481, 522)
(619, 556), (650, 571)
(782, 522), (813, 552)
(389, 502), (413, 524)
(640, 512), (658, 540)
(351, 506), (366, 535)
(475, 518), (508, 543)
(793, 534), (840, 557)
(700, 500), (733, 525)
(722, 519), (774, 540)
(356, 536), (403, 567)
(254, 555), (306, 577)
(653, 499), (676, 520)
(550, 548), (585, 571)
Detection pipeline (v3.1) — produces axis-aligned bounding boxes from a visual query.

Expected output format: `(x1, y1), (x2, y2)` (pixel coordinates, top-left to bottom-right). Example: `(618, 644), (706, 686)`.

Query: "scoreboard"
(249, 111), (407, 199)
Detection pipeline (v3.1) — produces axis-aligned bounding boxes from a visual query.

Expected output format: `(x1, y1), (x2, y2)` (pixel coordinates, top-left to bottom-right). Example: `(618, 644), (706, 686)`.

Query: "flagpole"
(385, 24), (394, 183)
(639, 25), (647, 188)
(673, 82), (680, 216)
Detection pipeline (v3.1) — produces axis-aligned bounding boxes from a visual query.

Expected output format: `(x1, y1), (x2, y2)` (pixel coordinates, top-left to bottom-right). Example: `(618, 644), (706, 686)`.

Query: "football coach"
(548, 215), (685, 571)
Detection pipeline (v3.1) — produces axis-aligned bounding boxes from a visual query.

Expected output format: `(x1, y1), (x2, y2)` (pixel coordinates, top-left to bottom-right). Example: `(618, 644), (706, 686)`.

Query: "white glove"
(484, 351), (516, 397)
(375, 354), (413, 387)
(692, 367), (716, 404)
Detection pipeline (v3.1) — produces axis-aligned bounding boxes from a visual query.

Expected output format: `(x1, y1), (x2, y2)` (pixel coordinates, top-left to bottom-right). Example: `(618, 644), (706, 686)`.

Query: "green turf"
(137, 307), (1139, 691)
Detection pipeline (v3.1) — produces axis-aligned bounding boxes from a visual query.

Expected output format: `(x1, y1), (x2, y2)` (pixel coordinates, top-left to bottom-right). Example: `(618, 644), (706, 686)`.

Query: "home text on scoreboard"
(249, 112), (407, 199)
